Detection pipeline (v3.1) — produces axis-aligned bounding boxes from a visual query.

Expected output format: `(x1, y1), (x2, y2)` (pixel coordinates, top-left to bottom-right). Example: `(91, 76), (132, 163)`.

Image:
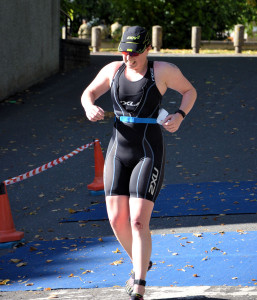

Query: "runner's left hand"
(162, 114), (183, 133)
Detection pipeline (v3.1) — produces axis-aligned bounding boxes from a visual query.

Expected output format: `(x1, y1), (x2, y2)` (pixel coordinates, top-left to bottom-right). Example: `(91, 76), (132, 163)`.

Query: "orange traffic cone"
(0, 182), (24, 243)
(87, 139), (104, 191)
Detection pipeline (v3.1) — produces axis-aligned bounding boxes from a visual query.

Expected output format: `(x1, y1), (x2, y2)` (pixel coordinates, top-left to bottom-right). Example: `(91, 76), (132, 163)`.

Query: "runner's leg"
(129, 197), (154, 296)
(106, 195), (133, 260)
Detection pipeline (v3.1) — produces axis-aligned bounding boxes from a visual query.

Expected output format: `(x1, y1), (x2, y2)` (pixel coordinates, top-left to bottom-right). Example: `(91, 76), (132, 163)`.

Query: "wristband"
(175, 109), (186, 119)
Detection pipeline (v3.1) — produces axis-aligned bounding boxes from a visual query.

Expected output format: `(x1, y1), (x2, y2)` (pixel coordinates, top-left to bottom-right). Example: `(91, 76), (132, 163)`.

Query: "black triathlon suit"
(104, 60), (165, 202)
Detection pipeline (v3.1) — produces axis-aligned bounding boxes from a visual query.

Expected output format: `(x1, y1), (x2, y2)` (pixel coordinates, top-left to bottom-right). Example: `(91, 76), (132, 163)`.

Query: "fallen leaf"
(111, 259), (124, 265)
(211, 247), (220, 251)
(16, 262), (27, 267)
(0, 279), (10, 285)
(112, 248), (121, 254)
(9, 259), (22, 263)
(193, 233), (203, 238)
(30, 246), (38, 252)
(68, 208), (76, 214)
(82, 270), (93, 274)
(237, 230), (247, 234)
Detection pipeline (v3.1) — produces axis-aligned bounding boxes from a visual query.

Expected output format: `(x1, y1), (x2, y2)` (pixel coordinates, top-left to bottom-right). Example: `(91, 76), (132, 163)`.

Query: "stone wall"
(0, 0), (60, 101)
(60, 38), (90, 72)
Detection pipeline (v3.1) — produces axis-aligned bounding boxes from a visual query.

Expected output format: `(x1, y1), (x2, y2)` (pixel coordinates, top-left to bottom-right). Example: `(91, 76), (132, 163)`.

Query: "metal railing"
(60, 9), (72, 39)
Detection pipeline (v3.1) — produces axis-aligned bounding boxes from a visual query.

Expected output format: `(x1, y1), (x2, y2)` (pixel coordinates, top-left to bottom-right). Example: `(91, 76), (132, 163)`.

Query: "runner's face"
(122, 47), (149, 70)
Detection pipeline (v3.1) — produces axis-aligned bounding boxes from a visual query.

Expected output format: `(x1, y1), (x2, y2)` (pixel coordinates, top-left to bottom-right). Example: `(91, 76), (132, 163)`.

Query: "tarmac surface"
(0, 53), (257, 299)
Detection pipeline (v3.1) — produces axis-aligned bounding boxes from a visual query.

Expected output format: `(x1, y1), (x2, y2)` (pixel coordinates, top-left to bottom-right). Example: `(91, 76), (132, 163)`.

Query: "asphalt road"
(0, 53), (257, 299)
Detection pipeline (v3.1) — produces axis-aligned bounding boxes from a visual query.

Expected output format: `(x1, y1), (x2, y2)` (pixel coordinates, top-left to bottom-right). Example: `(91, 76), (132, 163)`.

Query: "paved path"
(0, 53), (257, 299)
(2, 286), (257, 300)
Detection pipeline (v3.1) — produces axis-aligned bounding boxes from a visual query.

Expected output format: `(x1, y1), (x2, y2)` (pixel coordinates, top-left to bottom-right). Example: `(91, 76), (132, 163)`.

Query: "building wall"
(0, 0), (60, 101)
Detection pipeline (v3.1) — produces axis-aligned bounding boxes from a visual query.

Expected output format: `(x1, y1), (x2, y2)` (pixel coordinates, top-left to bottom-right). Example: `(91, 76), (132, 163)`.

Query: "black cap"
(118, 26), (151, 54)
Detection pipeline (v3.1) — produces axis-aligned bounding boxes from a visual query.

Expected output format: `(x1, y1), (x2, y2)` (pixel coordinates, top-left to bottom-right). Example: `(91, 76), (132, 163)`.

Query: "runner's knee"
(109, 214), (129, 230)
(130, 219), (146, 231)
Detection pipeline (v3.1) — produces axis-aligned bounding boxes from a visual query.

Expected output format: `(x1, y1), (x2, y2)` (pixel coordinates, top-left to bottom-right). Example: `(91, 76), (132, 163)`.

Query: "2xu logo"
(120, 100), (140, 107)
(148, 167), (159, 195)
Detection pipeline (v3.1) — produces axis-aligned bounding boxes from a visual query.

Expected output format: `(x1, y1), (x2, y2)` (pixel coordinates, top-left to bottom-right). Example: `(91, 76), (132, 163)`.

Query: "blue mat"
(62, 181), (257, 222)
(0, 239), (25, 250)
(0, 231), (256, 291)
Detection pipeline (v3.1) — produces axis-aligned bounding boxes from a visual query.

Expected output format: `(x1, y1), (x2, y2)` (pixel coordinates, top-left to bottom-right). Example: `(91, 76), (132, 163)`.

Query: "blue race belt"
(119, 116), (157, 124)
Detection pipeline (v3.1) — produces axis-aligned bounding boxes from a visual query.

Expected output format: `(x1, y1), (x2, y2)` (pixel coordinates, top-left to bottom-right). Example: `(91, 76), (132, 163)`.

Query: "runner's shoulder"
(100, 61), (123, 79)
(154, 61), (179, 71)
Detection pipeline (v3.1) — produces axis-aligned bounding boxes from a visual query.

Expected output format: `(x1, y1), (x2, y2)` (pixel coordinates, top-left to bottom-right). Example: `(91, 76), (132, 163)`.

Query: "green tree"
(111, 0), (257, 48)
(61, 0), (257, 48)
(61, 0), (116, 36)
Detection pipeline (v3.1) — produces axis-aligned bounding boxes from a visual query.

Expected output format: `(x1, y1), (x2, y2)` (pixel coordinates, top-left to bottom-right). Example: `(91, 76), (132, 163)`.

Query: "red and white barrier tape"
(3, 141), (96, 186)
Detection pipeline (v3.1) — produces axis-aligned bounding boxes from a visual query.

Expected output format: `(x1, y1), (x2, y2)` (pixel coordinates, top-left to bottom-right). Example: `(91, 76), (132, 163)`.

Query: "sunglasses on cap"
(122, 51), (140, 57)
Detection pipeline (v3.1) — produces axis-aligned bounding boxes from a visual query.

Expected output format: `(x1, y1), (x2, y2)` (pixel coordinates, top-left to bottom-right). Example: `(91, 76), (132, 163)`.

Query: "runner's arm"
(81, 62), (122, 122)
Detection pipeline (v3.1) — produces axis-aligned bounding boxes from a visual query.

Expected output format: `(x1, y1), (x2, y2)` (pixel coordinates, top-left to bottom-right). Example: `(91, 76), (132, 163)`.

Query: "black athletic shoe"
(125, 261), (152, 296)
(130, 293), (144, 300)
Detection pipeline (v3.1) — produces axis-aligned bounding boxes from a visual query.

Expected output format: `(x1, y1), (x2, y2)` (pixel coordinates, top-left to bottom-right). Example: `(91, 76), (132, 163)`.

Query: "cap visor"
(118, 42), (143, 53)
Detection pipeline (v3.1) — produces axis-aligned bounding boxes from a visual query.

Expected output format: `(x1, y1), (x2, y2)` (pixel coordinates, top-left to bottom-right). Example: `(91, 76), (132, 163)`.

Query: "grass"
(91, 47), (257, 55)
(159, 48), (257, 55)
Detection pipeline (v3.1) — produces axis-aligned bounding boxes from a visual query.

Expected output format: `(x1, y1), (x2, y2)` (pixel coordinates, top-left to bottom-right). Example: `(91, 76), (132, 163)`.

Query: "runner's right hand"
(85, 105), (105, 122)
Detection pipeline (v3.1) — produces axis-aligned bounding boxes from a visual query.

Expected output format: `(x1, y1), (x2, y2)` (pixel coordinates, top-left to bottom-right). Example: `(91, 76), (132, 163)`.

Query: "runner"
(81, 25), (197, 300)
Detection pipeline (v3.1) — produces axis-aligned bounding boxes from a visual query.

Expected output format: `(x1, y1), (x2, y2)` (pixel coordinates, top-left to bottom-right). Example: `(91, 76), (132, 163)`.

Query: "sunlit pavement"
(1, 286), (257, 299)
